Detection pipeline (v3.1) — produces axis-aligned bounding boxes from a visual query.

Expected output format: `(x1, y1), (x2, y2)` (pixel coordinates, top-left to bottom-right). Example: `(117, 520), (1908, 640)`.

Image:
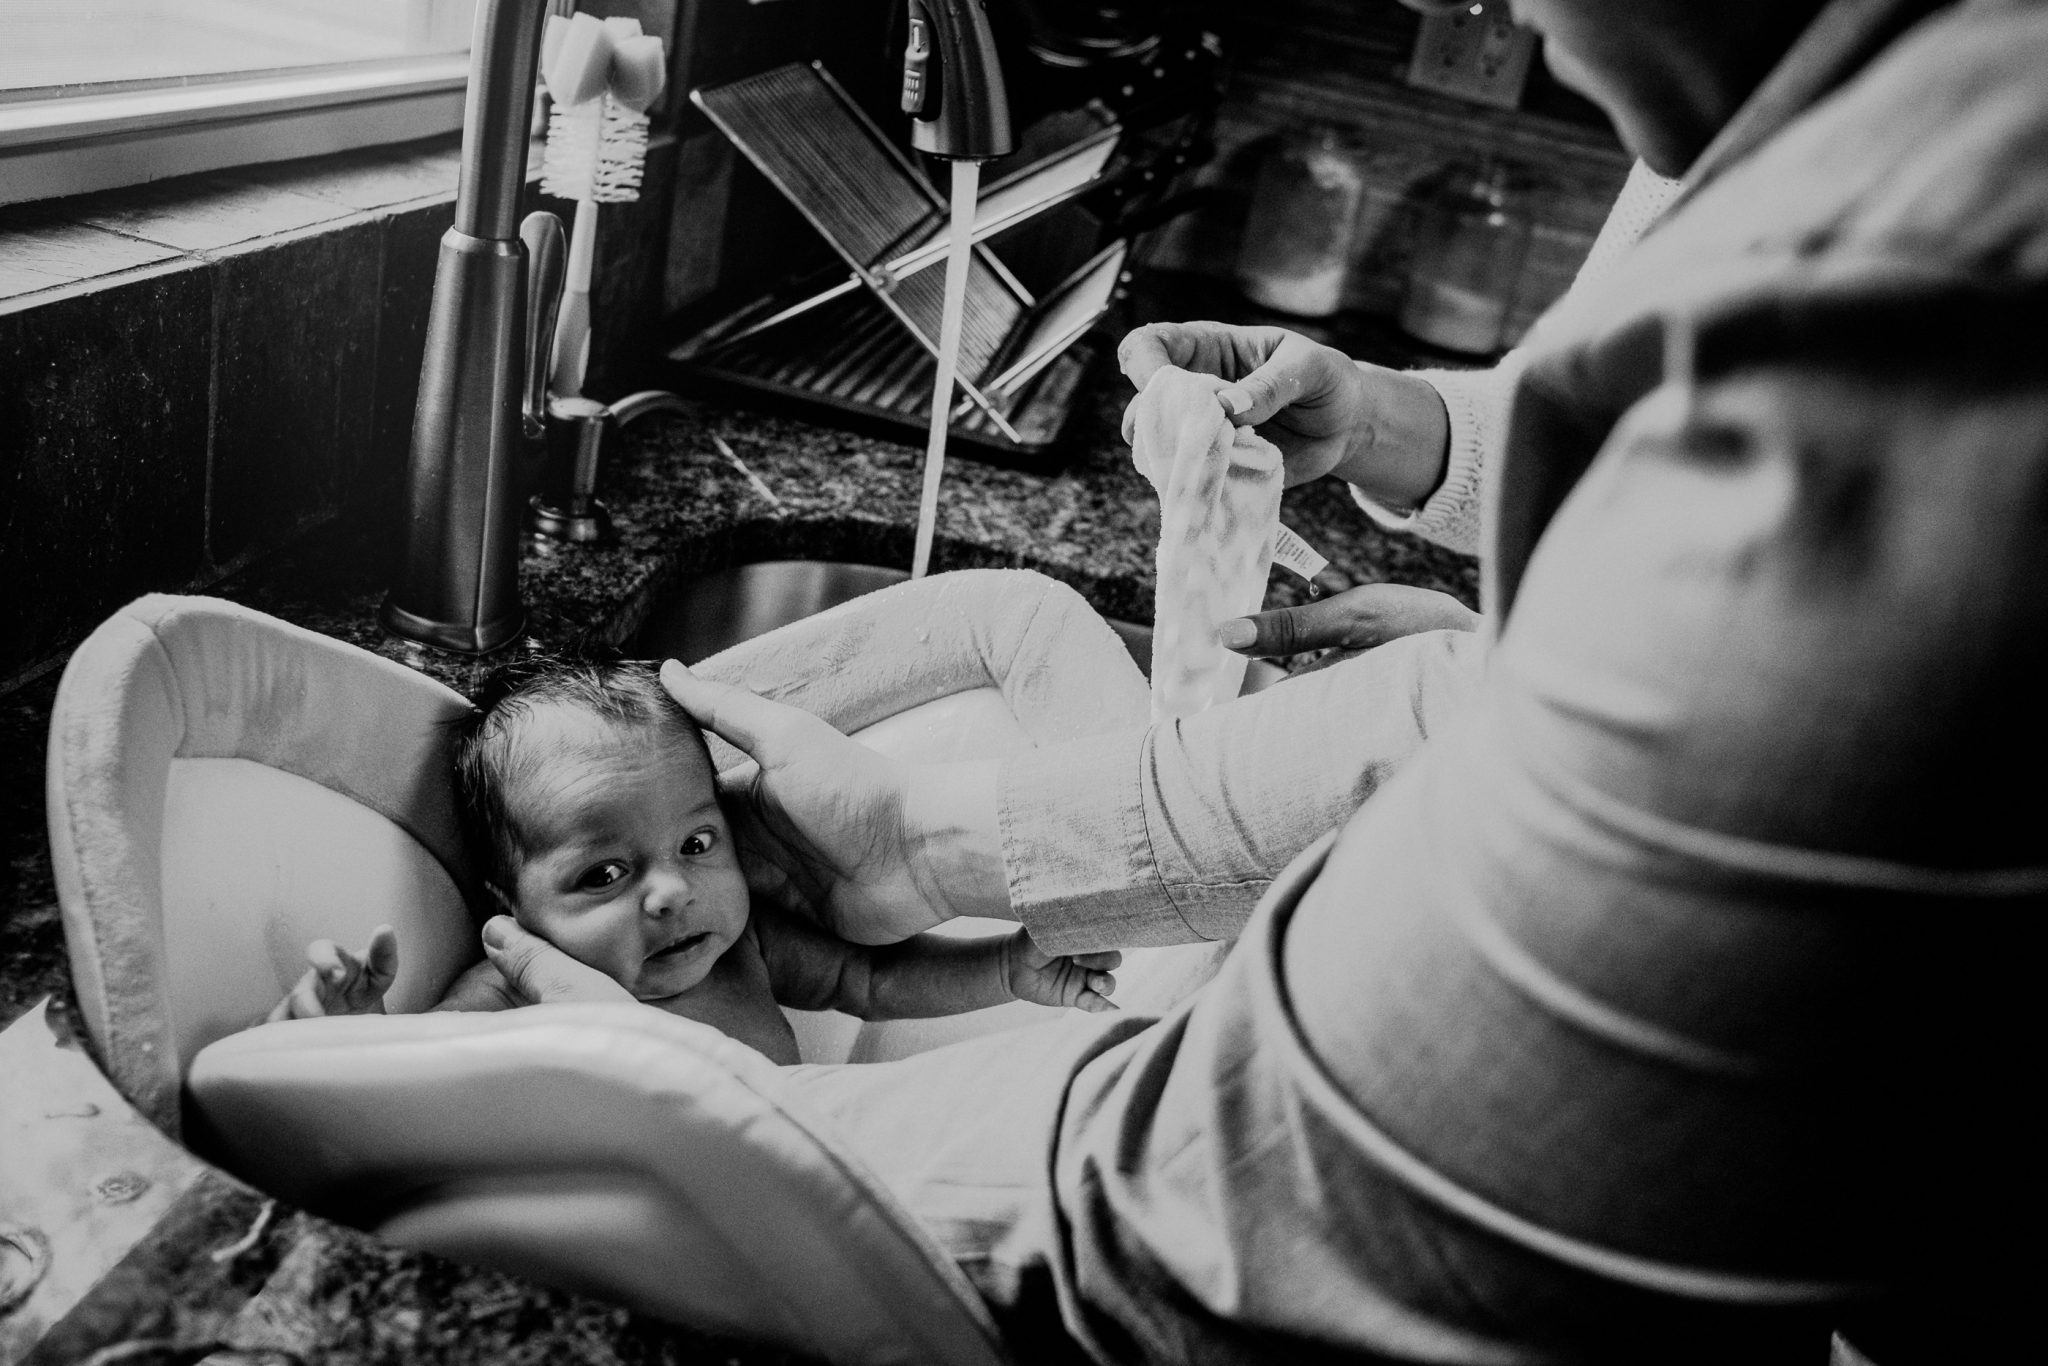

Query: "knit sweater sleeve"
(1345, 161), (1684, 559)
(1344, 362), (1509, 557)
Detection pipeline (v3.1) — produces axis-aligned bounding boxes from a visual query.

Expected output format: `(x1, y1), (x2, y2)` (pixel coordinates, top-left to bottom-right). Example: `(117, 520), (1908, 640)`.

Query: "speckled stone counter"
(0, 352), (1476, 1365)
(223, 354), (1480, 698)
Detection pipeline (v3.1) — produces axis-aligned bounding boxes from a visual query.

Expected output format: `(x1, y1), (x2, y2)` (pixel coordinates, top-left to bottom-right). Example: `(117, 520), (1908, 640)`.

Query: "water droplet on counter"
(95, 1172), (150, 1204)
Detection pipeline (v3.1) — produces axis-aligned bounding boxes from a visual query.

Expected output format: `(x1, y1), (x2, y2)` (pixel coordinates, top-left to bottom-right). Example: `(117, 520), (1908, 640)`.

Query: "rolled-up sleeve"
(1349, 161), (1683, 559)
(1347, 362), (1508, 557)
(999, 627), (1486, 953)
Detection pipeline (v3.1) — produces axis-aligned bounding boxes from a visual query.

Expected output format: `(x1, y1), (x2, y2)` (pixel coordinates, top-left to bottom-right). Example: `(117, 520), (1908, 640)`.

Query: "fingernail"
(1219, 388), (1251, 416)
(659, 659), (689, 681)
(482, 916), (509, 949)
(1218, 619), (1255, 650)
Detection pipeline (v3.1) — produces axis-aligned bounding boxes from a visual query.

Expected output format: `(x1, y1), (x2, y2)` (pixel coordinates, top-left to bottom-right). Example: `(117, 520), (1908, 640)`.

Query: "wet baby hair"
(449, 653), (715, 911)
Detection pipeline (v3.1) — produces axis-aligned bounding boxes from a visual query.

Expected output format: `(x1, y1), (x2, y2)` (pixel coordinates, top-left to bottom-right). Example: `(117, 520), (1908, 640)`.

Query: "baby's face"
(502, 705), (749, 1000)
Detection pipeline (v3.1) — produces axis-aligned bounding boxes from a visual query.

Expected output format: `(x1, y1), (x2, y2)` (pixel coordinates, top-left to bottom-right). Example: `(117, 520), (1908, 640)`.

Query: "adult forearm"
(1329, 363), (1452, 511)
(900, 760), (1013, 923)
(1344, 363), (1509, 557)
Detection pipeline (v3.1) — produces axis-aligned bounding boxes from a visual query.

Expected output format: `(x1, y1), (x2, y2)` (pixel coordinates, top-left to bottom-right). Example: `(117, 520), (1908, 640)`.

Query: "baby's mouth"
(646, 931), (711, 964)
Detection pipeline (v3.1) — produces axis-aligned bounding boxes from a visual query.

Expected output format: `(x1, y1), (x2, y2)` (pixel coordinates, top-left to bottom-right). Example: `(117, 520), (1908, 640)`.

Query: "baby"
(268, 657), (1118, 1063)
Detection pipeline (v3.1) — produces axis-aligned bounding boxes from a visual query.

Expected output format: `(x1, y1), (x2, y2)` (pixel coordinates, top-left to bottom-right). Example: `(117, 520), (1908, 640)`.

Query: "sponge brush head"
(541, 13), (667, 112)
(537, 13), (663, 204)
(541, 12), (614, 108)
(609, 34), (667, 112)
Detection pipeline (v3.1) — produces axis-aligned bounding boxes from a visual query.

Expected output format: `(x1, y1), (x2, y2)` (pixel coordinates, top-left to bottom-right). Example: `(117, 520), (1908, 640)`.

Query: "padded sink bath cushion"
(47, 575), (1213, 1360)
(188, 1005), (1008, 1365)
(1127, 366), (1283, 723)
(45, 595), (482, 1131)
(45, 578), (1151, 1118)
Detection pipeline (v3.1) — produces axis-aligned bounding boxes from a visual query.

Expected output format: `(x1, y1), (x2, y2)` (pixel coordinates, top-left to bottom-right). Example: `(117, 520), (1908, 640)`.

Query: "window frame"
(0, 52), (472, 207)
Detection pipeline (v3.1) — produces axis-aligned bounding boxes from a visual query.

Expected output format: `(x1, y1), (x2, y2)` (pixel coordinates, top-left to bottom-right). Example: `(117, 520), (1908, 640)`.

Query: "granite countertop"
(0, 345), (1477, 1365)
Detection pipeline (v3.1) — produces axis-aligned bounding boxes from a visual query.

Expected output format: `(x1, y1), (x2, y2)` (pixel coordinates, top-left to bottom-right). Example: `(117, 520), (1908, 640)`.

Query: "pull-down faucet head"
(380, 0), (557, 653)
(899, 0), (1014, 161)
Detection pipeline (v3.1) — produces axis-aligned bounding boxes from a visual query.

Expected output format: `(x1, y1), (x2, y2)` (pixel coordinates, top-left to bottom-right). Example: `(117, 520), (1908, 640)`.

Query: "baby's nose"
(642, 865), (694, 915)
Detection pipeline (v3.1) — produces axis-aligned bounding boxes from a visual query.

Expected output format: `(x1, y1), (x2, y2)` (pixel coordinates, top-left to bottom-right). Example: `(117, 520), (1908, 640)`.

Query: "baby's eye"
(576, 862), (628, 891)
(680, 829), (718, 858)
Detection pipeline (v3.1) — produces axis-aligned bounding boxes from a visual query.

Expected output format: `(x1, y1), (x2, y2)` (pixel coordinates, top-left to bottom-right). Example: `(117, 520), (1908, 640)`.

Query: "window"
(0, 1), (482, 206)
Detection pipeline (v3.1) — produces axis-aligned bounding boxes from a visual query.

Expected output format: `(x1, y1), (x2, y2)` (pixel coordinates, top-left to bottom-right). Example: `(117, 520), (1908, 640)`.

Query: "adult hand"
(660, 661), (999, 945)
(1218, 583), (1479, 660)
(1117, 321), (1450, 507)
(434, 916), (637, 1010)
(483, 915), (634, 1003)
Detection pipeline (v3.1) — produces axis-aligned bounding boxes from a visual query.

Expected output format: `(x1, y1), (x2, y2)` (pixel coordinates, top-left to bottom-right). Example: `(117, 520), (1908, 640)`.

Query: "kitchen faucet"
(381, 0), (1014, 648)
(379, 0), (571, 653)
(381, 0), (701, 649)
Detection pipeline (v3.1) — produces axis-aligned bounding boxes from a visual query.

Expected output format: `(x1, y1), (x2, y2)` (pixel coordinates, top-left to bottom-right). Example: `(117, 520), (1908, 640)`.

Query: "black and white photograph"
(1, 1), (2037, 1362)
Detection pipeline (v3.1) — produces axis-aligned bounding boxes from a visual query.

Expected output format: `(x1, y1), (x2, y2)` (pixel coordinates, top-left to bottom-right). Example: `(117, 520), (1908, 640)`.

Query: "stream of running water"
(909, 158), (979, 579)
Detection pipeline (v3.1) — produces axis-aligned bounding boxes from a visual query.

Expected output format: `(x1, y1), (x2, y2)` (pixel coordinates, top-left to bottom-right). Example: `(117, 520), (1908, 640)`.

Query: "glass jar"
(1234, 128), (1367, 318)
(1397, 158), (1534, 355)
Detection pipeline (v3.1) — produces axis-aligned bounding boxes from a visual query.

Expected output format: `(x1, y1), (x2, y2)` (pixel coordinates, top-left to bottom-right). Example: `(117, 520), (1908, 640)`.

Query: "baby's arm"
(756, 906), (1118, 1019)
(267, 925), (399, 1022)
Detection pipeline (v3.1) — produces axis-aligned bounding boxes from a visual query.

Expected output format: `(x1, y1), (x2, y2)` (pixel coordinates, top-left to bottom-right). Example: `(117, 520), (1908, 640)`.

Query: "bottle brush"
(538, 12), (666, 398)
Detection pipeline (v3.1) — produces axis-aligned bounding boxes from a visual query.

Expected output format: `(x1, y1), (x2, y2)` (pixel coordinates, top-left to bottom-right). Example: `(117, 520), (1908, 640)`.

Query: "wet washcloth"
(1130, 367), (1284, 723)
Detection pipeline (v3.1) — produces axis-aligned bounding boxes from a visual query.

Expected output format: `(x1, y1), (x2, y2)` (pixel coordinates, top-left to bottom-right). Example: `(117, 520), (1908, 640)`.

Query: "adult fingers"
(659, 660), (835, 765)
(1215, 331), (1328, 429)
(1117, 321), (1287, 392)
(480, 915), (632, 1005)
(1116, 321), (1186, 391)
(1381, 584), (1481, 635)
(1218, 597), (1361, 658)
(1223, 584), (1481, 660)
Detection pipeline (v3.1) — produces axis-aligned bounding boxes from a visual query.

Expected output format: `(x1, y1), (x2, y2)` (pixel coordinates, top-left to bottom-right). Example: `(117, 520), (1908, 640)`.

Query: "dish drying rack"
(667, 62), (1130, 458)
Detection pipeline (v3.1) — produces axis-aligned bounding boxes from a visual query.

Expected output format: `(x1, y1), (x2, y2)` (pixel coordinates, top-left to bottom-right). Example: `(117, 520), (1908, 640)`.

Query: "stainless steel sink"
(630, 560), (1285, 693)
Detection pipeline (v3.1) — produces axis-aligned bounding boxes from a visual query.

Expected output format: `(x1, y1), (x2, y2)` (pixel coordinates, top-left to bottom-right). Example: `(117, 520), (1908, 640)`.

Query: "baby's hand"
(1004, 929), (1119, 1013)
(268, 925), (399, 1022)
